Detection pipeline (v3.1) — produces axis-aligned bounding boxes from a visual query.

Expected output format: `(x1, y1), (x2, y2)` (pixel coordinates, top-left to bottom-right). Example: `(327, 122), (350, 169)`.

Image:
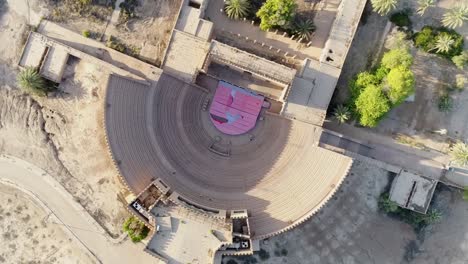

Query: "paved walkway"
(323, 122), (450, 179)
(0, 155), (160, 264)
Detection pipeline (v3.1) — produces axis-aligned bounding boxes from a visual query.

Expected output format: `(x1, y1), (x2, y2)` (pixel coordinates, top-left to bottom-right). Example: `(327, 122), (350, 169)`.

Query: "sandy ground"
(107, 0), (181, 65)
(0, 183), (95, 264)
(0, 0), (130, 237)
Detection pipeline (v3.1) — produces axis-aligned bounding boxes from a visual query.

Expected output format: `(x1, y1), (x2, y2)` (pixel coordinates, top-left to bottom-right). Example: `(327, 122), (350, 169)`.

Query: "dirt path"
(0, 155), (160, 263)
(0, 183), (95, 264)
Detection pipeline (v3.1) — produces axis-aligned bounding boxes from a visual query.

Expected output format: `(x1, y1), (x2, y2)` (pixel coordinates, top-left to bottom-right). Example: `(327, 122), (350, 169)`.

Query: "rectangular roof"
(163, 30), (210, 83)
(208, 41), (296, 85)
(283, 59), (341, 126)
(389, 170), (438, 214)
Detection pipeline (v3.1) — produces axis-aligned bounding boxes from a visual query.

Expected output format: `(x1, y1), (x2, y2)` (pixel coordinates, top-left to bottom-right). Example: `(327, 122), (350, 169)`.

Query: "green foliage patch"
(256, 0), (297, 31)
(122, 216), (150, 243)
(348, 47), (414, 127)
(378, 193), (442, 229)
(390, 11), (411, 27)
(413, 26), (464, 59)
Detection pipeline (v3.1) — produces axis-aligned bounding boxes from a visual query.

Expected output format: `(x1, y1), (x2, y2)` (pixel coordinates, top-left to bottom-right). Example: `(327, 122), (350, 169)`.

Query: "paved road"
(0, 155), (159, 264)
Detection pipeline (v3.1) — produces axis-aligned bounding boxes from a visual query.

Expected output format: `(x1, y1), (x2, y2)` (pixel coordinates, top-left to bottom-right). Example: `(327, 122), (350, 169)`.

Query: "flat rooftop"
(389, 170), (438, 214)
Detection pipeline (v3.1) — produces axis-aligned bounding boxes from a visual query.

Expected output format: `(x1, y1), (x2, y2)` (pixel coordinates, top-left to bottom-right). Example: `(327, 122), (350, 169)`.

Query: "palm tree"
(371, 0), (399, 15)
(293, 19), (316, 42)
(17, 67), (48, 96)
(225, 0), (251, 20)
(431, 33), (455, 53)
(450, 142), (468, 166)
(442, 4), (468, 29)
(333, 105), (351, 124)
(416, 0), (435, 16)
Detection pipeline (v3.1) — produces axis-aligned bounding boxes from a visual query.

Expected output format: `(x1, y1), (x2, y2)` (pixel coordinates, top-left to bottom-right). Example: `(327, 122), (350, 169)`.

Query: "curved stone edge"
(253, 159), (353, 240)
(101, 74), (135, 195)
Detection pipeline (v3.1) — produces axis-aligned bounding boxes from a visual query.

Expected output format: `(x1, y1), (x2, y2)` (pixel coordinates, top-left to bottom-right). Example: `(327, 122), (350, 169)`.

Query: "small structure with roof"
(389, 170), (438, 214)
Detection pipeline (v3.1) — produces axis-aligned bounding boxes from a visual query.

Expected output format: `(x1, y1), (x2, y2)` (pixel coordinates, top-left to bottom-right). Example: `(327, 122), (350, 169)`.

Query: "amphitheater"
(105, 71), (353, 239)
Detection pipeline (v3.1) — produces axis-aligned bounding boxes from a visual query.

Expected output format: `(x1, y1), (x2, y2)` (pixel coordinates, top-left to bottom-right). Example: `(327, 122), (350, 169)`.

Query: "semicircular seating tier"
(104, 73), (352, 239)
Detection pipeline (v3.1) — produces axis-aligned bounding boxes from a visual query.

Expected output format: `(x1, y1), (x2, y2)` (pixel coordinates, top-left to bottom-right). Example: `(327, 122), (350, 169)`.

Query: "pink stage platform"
(210, 81), (264, 135)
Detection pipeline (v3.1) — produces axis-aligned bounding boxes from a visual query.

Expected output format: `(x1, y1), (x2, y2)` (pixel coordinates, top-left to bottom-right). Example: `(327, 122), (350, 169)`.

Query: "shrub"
(378, 193), (399, 213)
(333, 104), (351, 124)
(106, 35), (125, 53)
(381, 48), (413, 69)
(226, 260), (238, 264)
(414, 26), (436, 51)
(437, 93), (453, 112)
(413, 26), (464, 59)
(450, 142), (468, 166)
(452, 50), (468, 69)
(386, 66), (415, 105)
(256, 0), (297, 31)
(122, 216), (150, 243)
(464, 188), (468, 201)
(17, 67), (51, 97)
(355, 84), (391, 127)
(82, 30), (91, 38)
(390, 11), (411, 27)
(292, 19), (315, 42)
(119, 0), (138, 23)
(225, 0), (251, 19)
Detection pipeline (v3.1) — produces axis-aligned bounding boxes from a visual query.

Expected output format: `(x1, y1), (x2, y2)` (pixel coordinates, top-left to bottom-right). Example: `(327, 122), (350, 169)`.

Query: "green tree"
(333, 105), (350, 124)
(17, 67), (49, 97)
(355, 84), (391, 127)
(416, 0), (435, 16)
(371, 0), (398, 15)
(225, 0), (251, 20)
(431, 33), (455, 53)
(442, 4), (468, 29)
(452, 50), (468, 69)
(122, 216), (150, 243)
(293, 19), (315, 42)
(256, 0), (297, 31)
(450, 142), (468, 167)
(381, 48), (413, 69)
(386, 66), (415, 105)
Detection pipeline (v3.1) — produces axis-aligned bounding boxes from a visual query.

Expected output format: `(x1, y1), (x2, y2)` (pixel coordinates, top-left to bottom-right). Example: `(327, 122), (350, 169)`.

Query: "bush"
(438, 93), (453, 112)
(381, 48), (413, 69)
(390, 11), (411, 27)
(378, 193), (399, 213)
(122, 216), (150, 243)
(386, 66), (415, 105)
(379, 192), (442, 229)
(464, 188), (468, 201)
(355, 84), (391, 127)
(256, 0), (297, 31)
(226, 260), (238, 264)
(17, 67), (53, 97)
(82, 30), (91, 38)
(452, 50), (468, 69)
(119, 0), (138, 23)
(450, 142), (468, 166)
(413, 26), (464, 59)
(106, 35), (125, 53)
